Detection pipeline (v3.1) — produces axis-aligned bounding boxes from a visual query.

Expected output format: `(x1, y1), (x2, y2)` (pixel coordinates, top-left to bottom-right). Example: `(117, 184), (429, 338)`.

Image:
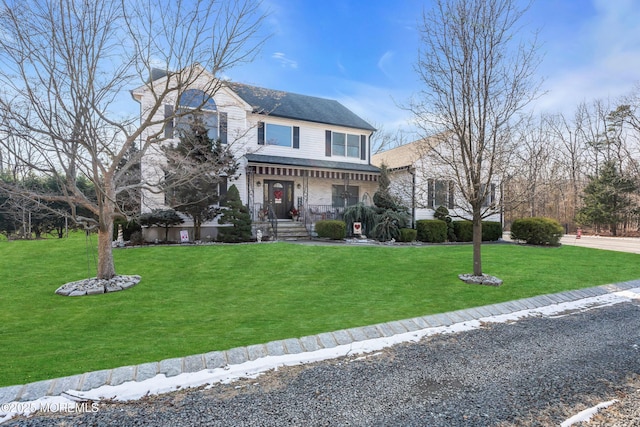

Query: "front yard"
(2, 235), (640, 387)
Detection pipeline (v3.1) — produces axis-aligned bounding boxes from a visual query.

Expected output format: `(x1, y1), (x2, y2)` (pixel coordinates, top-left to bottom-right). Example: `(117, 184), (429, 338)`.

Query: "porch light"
(256, 181), (261, 186)
(296, 183), (301, 189)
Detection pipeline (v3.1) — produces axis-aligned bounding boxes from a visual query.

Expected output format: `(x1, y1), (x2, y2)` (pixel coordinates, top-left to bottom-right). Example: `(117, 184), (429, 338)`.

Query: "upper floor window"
(265, 123), (292, 147)
(325, 131), (367, 160)
(257, 122), (300, 148)
(165, 89), (227, 143)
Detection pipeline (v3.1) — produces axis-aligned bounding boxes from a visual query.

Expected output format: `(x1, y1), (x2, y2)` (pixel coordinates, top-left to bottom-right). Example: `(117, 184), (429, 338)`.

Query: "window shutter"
(257, 121), (265, 145)
(325, 130), (332, 156)
(164, 105), (174, 138)
(490, 183), (496, 206)
(219, 177), (228, 203)
(448, 181), (455, 209)
(293, 126), (300, 149)
(427, 179), (434, 209)
(220, 112), (228, 144)
(360, 135), (366, 160)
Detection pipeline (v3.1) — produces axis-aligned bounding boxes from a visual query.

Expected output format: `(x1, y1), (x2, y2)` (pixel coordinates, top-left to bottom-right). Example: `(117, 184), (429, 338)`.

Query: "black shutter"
(220, 112), (228, 144)
(448, 181), (455, 209)
(428, 179), (434, 209)
(257, 121), (265, 145)
(491, 183), (496, 207)
(293, 126), (300, 149)
(360, 135), (366, 160)
(219, 177), (228, 202)
(164, 105), (174, 138)
(325, 130), (332, 156)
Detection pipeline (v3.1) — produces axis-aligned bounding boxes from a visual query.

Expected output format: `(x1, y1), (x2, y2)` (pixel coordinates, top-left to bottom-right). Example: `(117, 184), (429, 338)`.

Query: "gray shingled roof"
(228, 83), (376, 132)
(245, 154), (380, 173)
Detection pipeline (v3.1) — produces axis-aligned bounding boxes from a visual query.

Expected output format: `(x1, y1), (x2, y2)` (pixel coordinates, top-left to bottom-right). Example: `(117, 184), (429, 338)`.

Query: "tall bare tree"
(0, 0), (266, 280)
(410, 0), (542, 277)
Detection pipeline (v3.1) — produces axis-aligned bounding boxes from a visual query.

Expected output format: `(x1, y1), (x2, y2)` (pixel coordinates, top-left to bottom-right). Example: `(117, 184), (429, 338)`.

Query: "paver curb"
(2, 280), (639, 405)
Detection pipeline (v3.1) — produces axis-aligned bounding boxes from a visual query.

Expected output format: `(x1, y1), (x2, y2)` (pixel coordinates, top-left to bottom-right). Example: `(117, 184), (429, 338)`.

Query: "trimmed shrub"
(416, 220), (447, 243)
(453, 221), (473, 242)
(482, 221), (503, 241)
(315, 220), (346, 240)
(453, 220), (503, 242)
(398, 228), (417, 242)
(511, 217), (564, 246)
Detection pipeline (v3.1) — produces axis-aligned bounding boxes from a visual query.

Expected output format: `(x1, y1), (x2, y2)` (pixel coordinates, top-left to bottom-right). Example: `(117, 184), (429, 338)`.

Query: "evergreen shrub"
(416, 220), (447, 243)
(398, 228), (417, 242)
(453, 221), (473, 242)
(453, 220), (503, 242)
(482, 221), (503, 241)
(315, 220), (346, 240)
(510, 217), (564, 246)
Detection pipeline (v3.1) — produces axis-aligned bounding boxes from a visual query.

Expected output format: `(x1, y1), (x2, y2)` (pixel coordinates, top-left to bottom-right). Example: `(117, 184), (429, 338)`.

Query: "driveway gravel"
(6, 300), (640, 426)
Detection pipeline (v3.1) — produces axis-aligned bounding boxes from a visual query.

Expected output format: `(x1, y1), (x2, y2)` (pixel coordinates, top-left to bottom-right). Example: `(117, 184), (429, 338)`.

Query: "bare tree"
(0, 0), (266, 280)
(410, 0), (542, 277)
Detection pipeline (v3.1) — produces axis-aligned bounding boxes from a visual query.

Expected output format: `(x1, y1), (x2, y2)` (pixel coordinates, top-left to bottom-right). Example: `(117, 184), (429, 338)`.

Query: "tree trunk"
(97, 215), (116, 280)
(473, 207), (483, 276)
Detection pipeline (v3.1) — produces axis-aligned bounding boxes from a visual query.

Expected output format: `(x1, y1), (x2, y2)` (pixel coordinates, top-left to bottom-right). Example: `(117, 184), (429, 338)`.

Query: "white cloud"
(377, 50), (395, 79)
(271, 52), (298, 69)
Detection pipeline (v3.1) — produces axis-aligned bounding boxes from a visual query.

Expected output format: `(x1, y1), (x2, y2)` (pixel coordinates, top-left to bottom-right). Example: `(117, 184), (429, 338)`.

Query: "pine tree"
(217, 184), (252, 242)
(163, 121), (237, 241)
(577, 160), (636, 236)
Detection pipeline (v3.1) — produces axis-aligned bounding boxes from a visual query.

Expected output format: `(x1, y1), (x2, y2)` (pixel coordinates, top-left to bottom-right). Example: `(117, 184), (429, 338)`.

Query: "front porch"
(244, 154), (381, 240)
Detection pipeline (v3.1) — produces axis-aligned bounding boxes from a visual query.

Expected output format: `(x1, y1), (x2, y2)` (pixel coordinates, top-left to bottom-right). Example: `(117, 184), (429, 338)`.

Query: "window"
(481, 183), (497, 208)
(166, 89), (227, 143)
(332, 185), (359, 208)
(258, 122), (299, 148)
(265, 123), (292, 147)
(332, 132), (346, 156)
(328, 131), (361, 158)
(347, 134), (360, 157)
(428, 179), (454, 209)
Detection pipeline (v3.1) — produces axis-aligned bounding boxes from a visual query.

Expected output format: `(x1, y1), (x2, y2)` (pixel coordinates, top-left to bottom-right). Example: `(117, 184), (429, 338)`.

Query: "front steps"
(255, 220), (310, 240)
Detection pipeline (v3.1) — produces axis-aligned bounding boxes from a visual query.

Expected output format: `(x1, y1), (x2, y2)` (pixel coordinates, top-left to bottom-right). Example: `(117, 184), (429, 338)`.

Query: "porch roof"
(245, 154), (381, 174)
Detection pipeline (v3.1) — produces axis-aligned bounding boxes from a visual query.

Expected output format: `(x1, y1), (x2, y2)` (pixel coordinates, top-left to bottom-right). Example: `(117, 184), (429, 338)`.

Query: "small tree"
(217, 184), (252, 243)
(139, 209), (184, 242)
(577, 160), (636, 236)
(163, 121), (237, 241)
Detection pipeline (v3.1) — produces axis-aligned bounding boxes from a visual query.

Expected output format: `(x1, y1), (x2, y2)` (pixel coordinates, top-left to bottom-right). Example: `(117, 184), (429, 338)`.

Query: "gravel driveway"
(6, 300), (640, 426)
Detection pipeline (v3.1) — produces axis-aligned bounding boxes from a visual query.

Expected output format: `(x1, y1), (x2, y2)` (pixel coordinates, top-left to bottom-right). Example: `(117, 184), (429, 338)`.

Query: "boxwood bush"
(416, 220), (447, 243)
(482, 221), (503, 241)
(453, 221), (473, 242)
(315, 220), (346, 240)
(453, 220), (503, 242)
(398, 228), (417, 243)
(510, 217), (564, 246)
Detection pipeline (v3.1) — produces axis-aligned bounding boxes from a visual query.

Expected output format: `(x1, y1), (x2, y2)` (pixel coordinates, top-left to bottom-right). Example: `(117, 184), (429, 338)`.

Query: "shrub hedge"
(398, 228), (417, 242)
(416, 220), (447, 243)
(510, 217), (564, 246)
(315, 220), (346, 240)
(452, 220), (503, 242)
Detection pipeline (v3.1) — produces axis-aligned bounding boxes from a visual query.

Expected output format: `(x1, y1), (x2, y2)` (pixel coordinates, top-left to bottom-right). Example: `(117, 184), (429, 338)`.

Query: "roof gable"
(227, 82), (375, 132)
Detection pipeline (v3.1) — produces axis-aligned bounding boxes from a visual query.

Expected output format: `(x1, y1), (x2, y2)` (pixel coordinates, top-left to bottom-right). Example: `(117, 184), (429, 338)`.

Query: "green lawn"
(2, 234), (640, 387)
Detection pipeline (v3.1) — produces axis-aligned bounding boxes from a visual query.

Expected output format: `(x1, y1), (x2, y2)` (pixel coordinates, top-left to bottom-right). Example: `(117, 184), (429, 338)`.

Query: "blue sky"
(227, 0), (640, 137)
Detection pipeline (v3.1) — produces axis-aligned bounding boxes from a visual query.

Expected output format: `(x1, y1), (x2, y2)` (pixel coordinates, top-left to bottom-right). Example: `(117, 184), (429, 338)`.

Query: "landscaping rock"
(458, 273), (503, 286)
(55, 275), (141, 296)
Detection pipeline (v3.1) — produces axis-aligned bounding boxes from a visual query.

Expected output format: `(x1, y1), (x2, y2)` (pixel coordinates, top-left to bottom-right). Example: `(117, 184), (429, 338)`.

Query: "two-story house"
(133, 67), (380, 241)
(372, 137), (501, 225)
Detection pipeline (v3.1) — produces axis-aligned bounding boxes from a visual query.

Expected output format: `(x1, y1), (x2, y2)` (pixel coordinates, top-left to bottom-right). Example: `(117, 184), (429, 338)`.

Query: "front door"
(264, 180), (294, 219)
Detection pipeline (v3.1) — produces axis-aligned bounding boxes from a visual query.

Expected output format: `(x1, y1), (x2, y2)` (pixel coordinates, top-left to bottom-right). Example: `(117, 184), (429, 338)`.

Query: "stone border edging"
(2, 279), (640, 405)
